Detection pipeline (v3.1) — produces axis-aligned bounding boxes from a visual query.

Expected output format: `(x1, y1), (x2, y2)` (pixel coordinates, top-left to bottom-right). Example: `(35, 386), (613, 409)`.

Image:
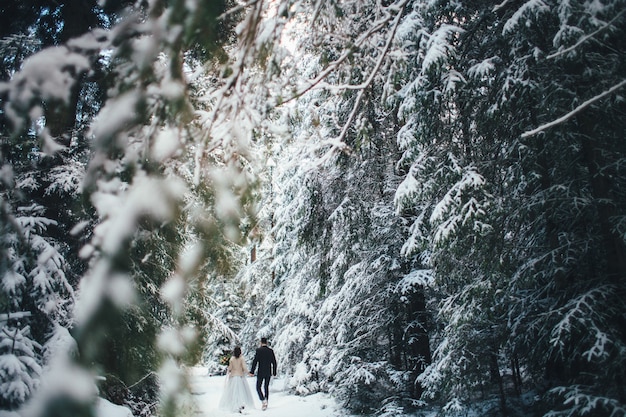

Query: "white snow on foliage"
(20, 359), (97, 417)
(95, 398), (134, 417)
(161, 274), (186, 307)
(503, 0), (550, 35)
(421, 24), (464, 73)
(75, 174), (187, 321)
(397, 269), (435, 293)
(90, 174), (186, 255)
(90, 92), (138, 141)
(467, 58), (496, 80)
(45, 160), (85, 195)
(395, 9), (423, 45)
(0, 46), (90, 130)
(395, 171), (419, 210)
(430, 169), (485, 222)
(42, 325), (78, 362)
(151, 127), (182, 162)
(2, 271), (26, 295)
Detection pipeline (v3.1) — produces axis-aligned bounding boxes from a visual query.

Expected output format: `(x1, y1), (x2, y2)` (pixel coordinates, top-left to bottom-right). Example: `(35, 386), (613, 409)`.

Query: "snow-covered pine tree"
(235, 2), (435, 413)
(396, 0), (626, 415)
(0, 323), (42, 409)
(0, 178), (79, 410)
(1, 1), (257, 416)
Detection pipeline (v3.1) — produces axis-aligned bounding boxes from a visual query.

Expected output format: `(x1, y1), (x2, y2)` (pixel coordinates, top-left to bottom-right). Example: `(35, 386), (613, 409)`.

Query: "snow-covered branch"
(492, 0), (512, 12)
(0, 312), (33, 322)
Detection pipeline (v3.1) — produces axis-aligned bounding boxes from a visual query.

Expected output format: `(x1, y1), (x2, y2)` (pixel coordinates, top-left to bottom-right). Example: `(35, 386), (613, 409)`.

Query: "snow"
(160, 275), (185, 306)
(151, 127), (182, 162)
(2, 46), (90, 129)
(160, 358), (186, 398)
(95, 398), (133, 417)
(394, 172), (419, 210)
(421, 24), (463, 73)
(0, 164), (14, 187)
(157, 327), (195, 357)
(467, 58), (495, 80)
(2, 271), (26, 294)
(397, 269), (434, 292)
(90, 174), (186, 256)
(188, 366), (347, 417)
(502, 0), (549, 35)
(90, 92), (138, 141)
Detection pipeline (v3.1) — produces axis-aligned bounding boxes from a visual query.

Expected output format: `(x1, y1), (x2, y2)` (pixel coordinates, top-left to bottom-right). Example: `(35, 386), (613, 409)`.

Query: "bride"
(218, 346), (255, 413)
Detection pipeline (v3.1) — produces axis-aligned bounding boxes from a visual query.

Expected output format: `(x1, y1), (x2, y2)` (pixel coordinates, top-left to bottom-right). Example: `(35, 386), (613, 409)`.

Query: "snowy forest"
(0, 0), (625, 416)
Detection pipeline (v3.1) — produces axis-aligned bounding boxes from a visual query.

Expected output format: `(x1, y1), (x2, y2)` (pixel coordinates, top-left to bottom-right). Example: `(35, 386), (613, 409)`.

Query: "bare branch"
(547, 9), (626, 60)
(521, 79), (626, 138)
(493, 0), (512, 12)
(334, 0), (408, 146)
(284, 1), (406, 104)
(311, 0), (324, 27)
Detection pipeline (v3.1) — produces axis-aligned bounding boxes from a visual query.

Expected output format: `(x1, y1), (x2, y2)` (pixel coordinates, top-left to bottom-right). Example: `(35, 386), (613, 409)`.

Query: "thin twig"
(334, 0), (408, 146)
(127, 371), (157, 389)
(311, 0), (324, 27)
(521, 79), (626, 138)
(283, 3), (403, 104)
(218, 0), (262, 20)
(547, 9), (626, 60)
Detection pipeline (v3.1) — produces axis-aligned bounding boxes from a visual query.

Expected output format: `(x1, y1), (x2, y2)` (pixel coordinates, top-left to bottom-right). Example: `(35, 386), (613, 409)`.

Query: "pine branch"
(521, 79), (626, 138)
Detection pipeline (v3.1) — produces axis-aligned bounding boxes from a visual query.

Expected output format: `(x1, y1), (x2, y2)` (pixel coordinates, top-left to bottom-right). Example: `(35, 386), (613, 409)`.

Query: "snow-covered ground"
(188, 367), (346, 417)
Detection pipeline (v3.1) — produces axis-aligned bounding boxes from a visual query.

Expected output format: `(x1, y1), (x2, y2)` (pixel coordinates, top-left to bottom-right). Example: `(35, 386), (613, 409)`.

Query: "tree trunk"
(579, 122), (626, 283)
(490, 352), (507, 417)
(511, 353), (522, 396)
(44, 1), (101, 147)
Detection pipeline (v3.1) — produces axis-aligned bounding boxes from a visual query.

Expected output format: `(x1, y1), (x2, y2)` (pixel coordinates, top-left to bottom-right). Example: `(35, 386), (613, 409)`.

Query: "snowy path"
(189, 367), (345, 417)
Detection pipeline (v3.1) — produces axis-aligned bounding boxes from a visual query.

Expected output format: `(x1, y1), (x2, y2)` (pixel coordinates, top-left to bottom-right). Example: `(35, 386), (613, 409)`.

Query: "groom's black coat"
(251, 345), (277, 377)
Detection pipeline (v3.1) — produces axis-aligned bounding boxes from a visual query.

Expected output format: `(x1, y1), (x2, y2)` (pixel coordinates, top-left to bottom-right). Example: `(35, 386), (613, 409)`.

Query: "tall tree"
(235, 1), (435, 414)
(0, 0), (247, 415)
(395, 0), (626, 415)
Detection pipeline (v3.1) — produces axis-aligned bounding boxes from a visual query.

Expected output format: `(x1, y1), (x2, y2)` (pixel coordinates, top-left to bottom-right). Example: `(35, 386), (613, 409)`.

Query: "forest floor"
(188, 367), (348, 417)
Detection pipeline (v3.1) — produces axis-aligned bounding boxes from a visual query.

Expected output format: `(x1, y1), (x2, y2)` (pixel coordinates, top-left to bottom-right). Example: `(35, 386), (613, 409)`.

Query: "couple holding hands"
(218, 337), (277, 413)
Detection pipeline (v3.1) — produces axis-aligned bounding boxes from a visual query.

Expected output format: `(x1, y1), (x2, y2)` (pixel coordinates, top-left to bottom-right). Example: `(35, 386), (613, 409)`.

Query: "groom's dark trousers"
(256, 374), (271, 402)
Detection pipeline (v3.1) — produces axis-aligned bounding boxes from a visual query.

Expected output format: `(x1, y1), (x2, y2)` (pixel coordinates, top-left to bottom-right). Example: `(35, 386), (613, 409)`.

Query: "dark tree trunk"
(44, 1), (100, 146)
(490, 352), (507, 417)
(578, 118), (626, 283)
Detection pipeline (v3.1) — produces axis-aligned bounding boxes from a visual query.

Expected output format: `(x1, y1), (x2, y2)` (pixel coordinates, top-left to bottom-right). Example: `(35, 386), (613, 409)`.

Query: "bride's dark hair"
(233, 346), (242, 358)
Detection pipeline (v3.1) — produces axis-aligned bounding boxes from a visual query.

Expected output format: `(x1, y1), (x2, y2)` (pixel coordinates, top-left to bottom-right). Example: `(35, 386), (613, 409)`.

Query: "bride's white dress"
(218, 355), (255, 412)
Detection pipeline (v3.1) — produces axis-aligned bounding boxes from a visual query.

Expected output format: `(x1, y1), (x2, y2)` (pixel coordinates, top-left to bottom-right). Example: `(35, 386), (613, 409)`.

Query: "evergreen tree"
(236, 2), (434, 413)
(1, 0), (247, 416)
(395, 0), (626, 415)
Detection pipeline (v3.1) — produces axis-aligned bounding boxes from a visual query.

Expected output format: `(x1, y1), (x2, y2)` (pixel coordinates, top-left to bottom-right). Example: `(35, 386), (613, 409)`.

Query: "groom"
(249, 337), (277, 410)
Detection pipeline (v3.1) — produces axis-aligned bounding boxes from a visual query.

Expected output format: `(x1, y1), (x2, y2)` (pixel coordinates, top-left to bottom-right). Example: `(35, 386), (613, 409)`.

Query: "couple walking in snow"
(218, 337), (277, 413)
